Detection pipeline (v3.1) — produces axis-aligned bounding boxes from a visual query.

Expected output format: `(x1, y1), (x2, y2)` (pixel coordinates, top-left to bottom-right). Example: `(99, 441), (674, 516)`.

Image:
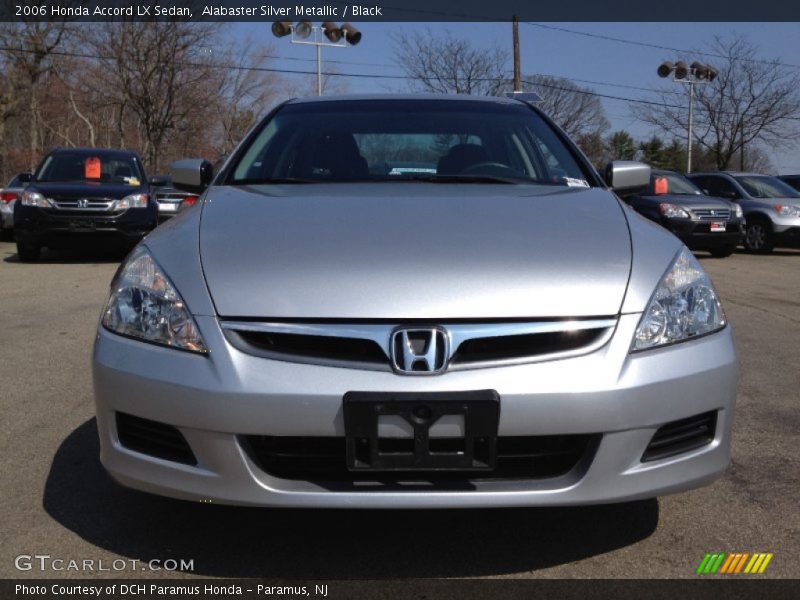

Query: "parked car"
(687, 172), (800, 253)
(623, 169), (744, 258)
(93, 95), (736, 508)
(778, 174), (800, 192)
(13, 148), (158, 261)
(149, 174), (198, 221)
(0, 173), (30, 238)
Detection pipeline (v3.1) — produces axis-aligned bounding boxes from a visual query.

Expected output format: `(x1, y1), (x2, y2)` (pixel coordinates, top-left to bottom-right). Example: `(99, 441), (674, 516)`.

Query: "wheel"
(710, 245), (736, 258)
(16, 241), (41, 262)
(744, 218), (774, 253)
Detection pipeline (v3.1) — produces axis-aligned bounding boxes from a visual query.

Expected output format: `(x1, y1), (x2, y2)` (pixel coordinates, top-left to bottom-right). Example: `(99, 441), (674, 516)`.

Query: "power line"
(523, 22), (800, 70)
(3, 44), (798, 121)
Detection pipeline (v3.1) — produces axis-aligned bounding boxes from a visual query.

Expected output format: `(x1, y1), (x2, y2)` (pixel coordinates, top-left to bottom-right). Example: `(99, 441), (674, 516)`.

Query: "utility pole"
(687, 80), (694, 173)
(512, 16), (521, 93)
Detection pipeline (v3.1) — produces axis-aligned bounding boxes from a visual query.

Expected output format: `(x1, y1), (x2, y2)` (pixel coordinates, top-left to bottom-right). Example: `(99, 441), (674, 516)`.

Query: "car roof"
(47, 147), (141, 158)
(690, 171), (773, 177)
(285, 93), (526, 107)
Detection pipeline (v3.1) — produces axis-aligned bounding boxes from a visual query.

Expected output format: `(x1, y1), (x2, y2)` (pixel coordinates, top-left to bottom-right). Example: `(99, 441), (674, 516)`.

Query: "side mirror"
(17, 172), (33, 184)
(170, 159), (213, 194)
(149, 175), (169, 187)
(604, 161), (651, 193)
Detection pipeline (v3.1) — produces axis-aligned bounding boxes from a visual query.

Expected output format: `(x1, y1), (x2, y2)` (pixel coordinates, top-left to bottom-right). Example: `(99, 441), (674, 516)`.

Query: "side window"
(705, 177), (739, 199)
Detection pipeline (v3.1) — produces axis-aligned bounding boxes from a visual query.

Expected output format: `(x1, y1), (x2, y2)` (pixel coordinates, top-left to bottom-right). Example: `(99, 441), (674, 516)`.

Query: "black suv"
(622, 169), (744, 257)
(13, 148), (158, 262)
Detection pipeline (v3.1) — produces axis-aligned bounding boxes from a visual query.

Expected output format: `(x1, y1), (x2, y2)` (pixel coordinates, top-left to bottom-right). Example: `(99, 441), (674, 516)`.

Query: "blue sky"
(233, 22), (800, 172)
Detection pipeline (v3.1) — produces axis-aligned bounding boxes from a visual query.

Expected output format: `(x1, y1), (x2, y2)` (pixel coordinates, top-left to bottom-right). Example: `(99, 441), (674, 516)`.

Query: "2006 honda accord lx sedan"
(93, 95), (737, 508)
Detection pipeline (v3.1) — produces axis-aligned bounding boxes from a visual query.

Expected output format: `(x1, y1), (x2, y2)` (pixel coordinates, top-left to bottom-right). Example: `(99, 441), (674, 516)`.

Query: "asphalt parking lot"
(0, 238), (798, 580)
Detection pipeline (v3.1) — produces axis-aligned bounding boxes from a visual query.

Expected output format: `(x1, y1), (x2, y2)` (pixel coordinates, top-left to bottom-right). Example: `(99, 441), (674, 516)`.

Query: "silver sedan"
(93, 95), (737, 508)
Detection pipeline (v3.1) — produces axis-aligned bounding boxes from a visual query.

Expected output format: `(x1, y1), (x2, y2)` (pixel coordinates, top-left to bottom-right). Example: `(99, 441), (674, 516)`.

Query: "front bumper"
(773, 226), (800, 247)
(93, 313), (738, 508)
(14, 205), (157, 245)
(0, 202), (14, 229)
(661, 217), (745, 249)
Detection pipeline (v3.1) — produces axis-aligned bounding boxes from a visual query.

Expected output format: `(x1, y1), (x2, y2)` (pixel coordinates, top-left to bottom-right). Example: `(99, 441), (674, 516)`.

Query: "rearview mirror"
(170, 159), (214, 194)
(17, 172), (32, 184)
(604, 161), (651, 193)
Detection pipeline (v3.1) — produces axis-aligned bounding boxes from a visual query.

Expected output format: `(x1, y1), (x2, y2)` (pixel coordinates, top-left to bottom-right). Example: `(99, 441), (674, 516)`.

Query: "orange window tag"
(654, 177), (669, 195)
(85, 157), (101, 179)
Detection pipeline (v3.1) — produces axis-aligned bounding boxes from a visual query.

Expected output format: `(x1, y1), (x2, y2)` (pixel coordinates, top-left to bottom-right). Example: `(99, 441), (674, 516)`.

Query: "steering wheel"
(460, 162), (519, 177)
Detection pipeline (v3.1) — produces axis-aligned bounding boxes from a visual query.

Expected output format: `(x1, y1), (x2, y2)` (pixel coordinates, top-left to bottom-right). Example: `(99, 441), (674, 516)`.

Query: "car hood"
(29, 181), (147, 199)
(638, 194), (733, 209)
(199, 183), (633, 319)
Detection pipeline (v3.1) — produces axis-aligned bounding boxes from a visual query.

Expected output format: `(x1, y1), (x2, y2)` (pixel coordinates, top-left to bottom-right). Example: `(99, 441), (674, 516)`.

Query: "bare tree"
(205, 40), (282, 162)
(392, 29), (508, 96)
(0, 18), (71, 177)
(87, 20), (223, 172)
(523, 75), (609, 139)
(634, 36), (800, 170)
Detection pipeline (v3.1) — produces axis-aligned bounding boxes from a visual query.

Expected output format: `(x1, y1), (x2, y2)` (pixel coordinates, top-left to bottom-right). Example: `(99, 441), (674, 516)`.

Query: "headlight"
(658, 203), (690, 219)
(20, 190), (51, 207)
(773, 204), (800, 217)
(101, 246), (207, 353)
(115, 193), (149, 210)
(632, 247), (726, 351)
(734, 204), (743, 218)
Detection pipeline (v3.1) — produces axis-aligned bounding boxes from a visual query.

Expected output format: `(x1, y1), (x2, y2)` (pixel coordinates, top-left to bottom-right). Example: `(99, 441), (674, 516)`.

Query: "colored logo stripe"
(699, 552), (773, 574)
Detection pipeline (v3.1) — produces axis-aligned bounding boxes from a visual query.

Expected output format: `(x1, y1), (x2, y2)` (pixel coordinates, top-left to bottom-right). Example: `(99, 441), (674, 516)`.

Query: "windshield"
(647, 172), (702, 196)
(735, 175), (800, 199)
(35, 152), (144, 185)
(228, 99), (592, 186)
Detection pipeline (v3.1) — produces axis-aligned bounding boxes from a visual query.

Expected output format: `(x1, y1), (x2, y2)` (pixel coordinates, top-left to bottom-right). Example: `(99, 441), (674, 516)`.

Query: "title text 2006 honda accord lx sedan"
(93, 95), (737, 508)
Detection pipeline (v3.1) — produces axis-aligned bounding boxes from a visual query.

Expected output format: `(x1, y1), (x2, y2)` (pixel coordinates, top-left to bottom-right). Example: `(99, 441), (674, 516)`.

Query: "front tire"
(744, 218), (774, 253)
(710, 245), (736, 258)
(16, 241), (41, 262)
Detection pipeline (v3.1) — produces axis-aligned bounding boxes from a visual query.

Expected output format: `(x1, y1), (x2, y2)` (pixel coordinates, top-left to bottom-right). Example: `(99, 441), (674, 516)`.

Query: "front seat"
(312, 132), (369, 181)
(437, 144), (489, 175)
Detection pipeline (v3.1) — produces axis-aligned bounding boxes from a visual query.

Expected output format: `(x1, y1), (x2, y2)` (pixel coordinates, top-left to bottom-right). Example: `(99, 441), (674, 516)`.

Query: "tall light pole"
(272, 21), (361, 96)
(657, 60), (717, 173)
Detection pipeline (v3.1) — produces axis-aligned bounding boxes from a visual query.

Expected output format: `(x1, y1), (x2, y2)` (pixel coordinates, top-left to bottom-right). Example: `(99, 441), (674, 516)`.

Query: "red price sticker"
(85, 157), (101, 179)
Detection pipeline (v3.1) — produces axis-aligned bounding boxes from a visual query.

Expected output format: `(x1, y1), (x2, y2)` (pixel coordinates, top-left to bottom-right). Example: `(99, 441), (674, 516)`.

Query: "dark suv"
(623, 169), (744, 257)
(14, 148), (158, 261)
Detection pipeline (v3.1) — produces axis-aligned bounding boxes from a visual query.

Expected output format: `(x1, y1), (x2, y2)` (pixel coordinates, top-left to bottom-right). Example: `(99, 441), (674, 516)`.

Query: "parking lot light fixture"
(656, 60), (717, 173)
(271, 21), (362, 96)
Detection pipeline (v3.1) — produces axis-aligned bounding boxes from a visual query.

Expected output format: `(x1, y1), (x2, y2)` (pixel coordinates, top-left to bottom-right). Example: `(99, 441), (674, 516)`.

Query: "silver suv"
(688, 172), (800, 253)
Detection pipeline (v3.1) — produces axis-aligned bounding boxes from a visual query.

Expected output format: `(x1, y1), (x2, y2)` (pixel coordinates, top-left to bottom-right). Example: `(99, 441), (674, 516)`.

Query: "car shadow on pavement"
(44, 419), (659, 578)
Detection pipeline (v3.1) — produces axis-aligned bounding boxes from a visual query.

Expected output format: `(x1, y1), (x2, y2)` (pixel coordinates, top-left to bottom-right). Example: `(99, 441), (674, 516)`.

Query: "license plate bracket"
(69, 219), (96, 232)
(344, 390), (499, 471)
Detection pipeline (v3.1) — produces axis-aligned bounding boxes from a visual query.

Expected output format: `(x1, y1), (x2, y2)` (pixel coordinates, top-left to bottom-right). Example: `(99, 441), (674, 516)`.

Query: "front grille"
(48, 197), (122, 215)
(221, 318), (616, 372)
(242, 434), (599, 488)
(694, 208), (731, 220)
(641, 411), (717, 462)
(116, 412), (197, 465)
(232, 330), (386, 366)
(452, 327), (609, 364)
